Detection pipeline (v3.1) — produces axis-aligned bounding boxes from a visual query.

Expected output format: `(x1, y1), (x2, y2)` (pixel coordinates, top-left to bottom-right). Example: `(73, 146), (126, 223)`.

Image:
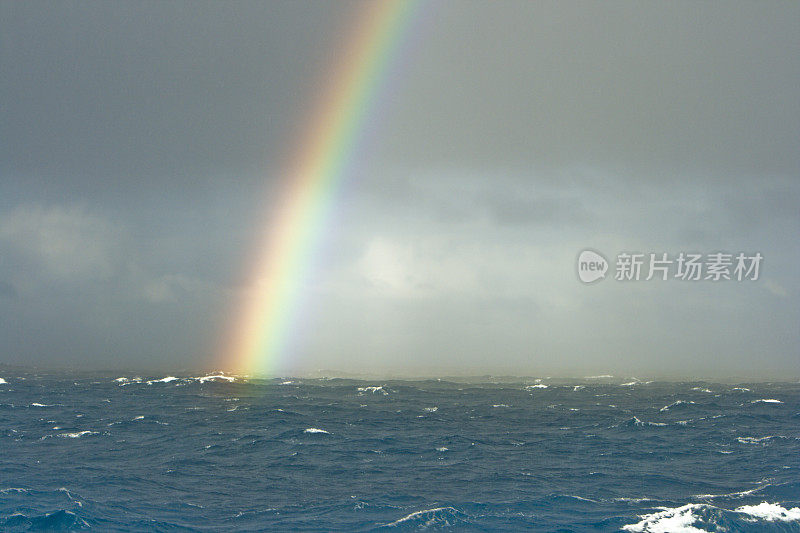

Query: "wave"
(660, 400), (695, 412)
(735, 502), (800, 521)
(618, 416), (667, 428)
(114, 377), (142, 386)
(116, 374), (235, 386)
(751, 399), (783, 404)
(0, 509), (90, 530)
(0, 487), (28, 494)
(694, 487), (762, 500)
(379, 506), (469, 529)
(358, 386), (388, 395)
(303, 428), (330, 434)
(736, 435), (788, 445)
(525, 384), (548, 390)
(622, 502), (800, 531)
(147, 376), (179, 384)
(57, 430), (97, 438)
(0, 377), (6, 384)
(196, 374), (235, 383)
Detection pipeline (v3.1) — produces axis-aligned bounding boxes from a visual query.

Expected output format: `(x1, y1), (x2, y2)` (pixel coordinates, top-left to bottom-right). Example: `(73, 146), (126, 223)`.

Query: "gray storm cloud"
(1, 1), (797, 377)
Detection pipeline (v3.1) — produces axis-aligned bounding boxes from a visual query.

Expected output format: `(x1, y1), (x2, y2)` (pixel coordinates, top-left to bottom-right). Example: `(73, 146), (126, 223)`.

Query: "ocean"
(0, 372), (798, 531)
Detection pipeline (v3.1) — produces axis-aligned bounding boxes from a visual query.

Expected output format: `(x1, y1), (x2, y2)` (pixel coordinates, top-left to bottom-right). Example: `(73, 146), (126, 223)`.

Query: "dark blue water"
(1, 372), (798, 531)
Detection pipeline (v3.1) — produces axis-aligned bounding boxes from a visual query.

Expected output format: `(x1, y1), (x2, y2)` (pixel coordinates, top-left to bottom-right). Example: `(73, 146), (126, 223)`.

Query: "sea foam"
(196, 374), (235, 383)
(381, 506), (466, 528)
(147, 376), (179, 384)
(57, 431), (97, 438)
(357, 386), (388, 395)
(622, 502), (800, 531)
(734, 502), (800, 521)
(660, 400), (695, 412)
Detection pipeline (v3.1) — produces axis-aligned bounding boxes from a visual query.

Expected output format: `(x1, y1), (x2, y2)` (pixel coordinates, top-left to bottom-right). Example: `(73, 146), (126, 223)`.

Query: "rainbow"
(221, 0), (422, 376)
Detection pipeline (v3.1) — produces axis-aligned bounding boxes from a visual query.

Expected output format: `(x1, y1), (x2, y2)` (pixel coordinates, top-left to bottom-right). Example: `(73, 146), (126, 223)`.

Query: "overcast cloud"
(1, 1), (798, 378)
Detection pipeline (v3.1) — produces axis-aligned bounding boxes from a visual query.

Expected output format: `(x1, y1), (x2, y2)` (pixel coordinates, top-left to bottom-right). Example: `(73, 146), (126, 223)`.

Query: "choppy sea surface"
(0, 372), (798, 531)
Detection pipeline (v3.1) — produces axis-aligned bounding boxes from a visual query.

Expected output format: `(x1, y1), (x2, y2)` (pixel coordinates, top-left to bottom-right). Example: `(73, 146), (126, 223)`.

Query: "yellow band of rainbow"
(221, 0), (421, 376)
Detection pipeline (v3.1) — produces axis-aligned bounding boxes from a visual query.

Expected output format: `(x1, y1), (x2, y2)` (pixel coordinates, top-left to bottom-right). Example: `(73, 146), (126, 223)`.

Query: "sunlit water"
(1, 373), (798, 531)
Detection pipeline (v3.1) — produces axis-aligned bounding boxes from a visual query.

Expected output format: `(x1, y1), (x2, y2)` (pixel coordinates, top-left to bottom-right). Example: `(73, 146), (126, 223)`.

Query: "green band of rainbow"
(222, 0), (421, 376)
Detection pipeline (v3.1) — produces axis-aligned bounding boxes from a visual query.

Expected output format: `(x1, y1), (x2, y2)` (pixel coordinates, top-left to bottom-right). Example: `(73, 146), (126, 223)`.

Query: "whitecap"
(660, 400), (695, 412)
(423, 406), (438, 412)
(731, 387), (751, 392)
(0, 377), (7, 384)
(304, 428), (330, 434)
(565, 494), (599, 503)
(734, 502), (800, 521)
(436, 446), (448, 452)
(357, 386), (388, 395)
(382, 506), (461, 528)
(280, 381), (295, 385)
(30, 403), (52, 407)
(622, 503), (708, 532)
(114, 377), (142, 386)
(751, 398), (782, 404)
(0, 488), (28, 494)
(196, 374), (235, 383)
(694, 487), (759, 499)
(692, 387), (714, 393)
(620, 381), (638, 387)
(613, 496), (658, 503)
(57, 431), (97, 438)
(573, 385), (585, 391)
(147, 376), (179, 384)
(737, 436), (778, 444)
(585, 375), (613, 379)
(525, 384), (548, 390)
(492, 404), (510, 408)
(623, 501), (800, 531)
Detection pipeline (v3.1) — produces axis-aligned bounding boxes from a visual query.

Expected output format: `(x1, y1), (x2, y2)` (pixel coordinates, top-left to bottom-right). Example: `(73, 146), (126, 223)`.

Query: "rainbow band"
(224, 0), (421, 376)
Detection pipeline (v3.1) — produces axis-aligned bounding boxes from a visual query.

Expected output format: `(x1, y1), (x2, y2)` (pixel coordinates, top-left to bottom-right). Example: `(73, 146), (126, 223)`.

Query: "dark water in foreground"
(0, 373), (798, 531)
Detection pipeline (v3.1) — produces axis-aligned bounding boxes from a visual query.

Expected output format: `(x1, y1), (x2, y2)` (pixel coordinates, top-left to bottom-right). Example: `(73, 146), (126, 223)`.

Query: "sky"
(1, 1), (798, 379)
